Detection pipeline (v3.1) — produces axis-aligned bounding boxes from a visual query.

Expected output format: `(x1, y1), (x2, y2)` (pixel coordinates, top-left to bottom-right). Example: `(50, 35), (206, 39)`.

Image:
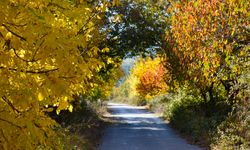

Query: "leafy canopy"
(164, 0), (249, 93)
(0, 0), (120, 149)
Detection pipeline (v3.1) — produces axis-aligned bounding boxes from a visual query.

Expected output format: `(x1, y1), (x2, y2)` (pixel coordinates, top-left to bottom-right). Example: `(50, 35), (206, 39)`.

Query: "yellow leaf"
(68, 105), (73, 112)
(107, 57), (113, 64)
(85, 8), (91, 11)
(20, 72), (26, 78)
(38, 93), (44, 101)
(5, 32), (12, 40)
(56, 109), (61, 115)
(102, 47), (110, 52)
(97, 15), (101, 20)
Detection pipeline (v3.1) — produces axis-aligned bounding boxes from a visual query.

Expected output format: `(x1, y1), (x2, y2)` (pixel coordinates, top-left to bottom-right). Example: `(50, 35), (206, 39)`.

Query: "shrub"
(212, 98), (250, 150)
(154, 88), (231, 146)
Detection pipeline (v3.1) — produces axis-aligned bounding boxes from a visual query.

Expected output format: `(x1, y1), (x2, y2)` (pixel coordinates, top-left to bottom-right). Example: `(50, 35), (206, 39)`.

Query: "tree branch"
(0, 129), (8, 144)
(77, 12), (99, 35)
(0, 118), (22, 129)
(0, 32), (4, 39)
(6, 22), (27, 27)
(59, 76), (77, 79)
(2, 24), (26, 41)
(1, 96), (21, 114)
(76, 2), (101, 35)
(12, 48), (38, 63)
(48, 2), (67, 10)
(0, 66), (59, 74)
(31, 34), (47, 61)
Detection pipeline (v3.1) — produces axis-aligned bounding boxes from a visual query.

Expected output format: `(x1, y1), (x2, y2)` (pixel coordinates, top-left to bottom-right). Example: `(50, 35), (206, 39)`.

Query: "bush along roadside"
(148, 86), (250, 149)
(47, 97), (108, 150)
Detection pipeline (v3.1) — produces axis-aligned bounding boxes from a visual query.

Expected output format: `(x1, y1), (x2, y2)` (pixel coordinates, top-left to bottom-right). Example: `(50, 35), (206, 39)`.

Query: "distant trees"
(132, 57), (168, 99)
(112, 56), (168, 102)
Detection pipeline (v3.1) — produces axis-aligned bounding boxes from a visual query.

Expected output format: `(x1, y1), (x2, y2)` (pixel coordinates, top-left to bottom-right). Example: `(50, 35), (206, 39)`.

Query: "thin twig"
(0, 129), (9, 145)
(6, 22), (27, 27)
(2, 24), (26, 41)
(0, 118), (22, 129)
(59, 76), (77, 79)
(12, 48), (38, 63)
(1, 96), (21, 114)
(31, 34), (47, 61)
(48, 2), (67, 10)
(77, 2), (101, 35)
(77, 12), (99, 35)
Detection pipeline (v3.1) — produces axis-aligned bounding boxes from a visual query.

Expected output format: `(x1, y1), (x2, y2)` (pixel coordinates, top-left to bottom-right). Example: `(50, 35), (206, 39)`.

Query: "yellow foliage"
(0, 0), (113, 149)
(38, 92), (44, 101)
(131, 56), (168, 99)
(167, 0), (249, 88)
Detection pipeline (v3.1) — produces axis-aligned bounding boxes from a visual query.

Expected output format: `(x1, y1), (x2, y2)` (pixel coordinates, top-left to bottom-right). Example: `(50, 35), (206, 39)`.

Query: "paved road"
(99, 103), (202, 150)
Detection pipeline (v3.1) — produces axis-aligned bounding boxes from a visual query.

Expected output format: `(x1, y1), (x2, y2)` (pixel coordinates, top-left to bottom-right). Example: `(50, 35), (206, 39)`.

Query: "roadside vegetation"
(48, 98), (108, 150)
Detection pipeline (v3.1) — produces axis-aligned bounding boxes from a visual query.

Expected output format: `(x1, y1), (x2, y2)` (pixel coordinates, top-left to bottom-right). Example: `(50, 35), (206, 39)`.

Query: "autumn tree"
(131, 57), (168, 99)
(159, 1), (250, 148)
(0, 0), (121, 149)
(164, 0), (249, 105)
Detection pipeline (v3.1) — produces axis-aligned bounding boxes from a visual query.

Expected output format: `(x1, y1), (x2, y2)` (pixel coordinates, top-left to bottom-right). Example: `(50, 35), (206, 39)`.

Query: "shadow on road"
(99, 103), (202, 150)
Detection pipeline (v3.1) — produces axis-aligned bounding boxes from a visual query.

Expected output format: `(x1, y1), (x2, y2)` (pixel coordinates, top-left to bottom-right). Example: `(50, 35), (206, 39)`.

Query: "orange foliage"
(132, 57), (168, 99)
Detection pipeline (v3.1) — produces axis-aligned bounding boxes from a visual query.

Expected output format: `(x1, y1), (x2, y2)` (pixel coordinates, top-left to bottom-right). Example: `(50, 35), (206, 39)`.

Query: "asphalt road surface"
(99, 103), (202, 150)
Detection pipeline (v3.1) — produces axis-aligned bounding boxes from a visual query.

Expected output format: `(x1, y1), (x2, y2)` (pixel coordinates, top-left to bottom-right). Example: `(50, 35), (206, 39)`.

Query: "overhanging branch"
(0, 66), (59, 74)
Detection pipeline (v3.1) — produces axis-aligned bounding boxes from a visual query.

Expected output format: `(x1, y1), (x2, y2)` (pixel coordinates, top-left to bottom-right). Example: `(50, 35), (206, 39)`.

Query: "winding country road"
(99, 103), (202, 150)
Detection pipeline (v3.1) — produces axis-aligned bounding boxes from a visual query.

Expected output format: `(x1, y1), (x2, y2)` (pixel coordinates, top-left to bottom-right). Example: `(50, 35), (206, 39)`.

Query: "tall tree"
(0, 0), (118, 148)
(163, 0), (249, 104)
(132, 57), (168, 99)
